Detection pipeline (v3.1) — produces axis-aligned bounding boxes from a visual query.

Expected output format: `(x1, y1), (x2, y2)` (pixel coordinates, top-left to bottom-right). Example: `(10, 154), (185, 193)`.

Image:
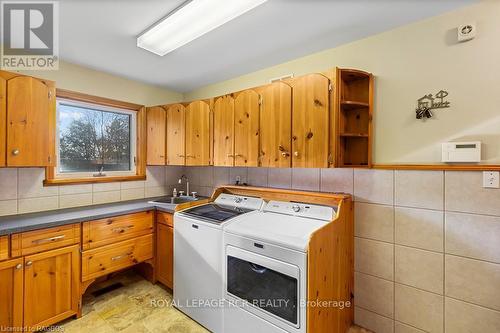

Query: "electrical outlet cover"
(483, 171), (500, 188)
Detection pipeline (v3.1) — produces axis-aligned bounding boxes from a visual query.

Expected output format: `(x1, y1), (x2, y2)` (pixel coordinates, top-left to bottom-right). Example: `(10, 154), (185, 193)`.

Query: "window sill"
(43, 174), (146, 186)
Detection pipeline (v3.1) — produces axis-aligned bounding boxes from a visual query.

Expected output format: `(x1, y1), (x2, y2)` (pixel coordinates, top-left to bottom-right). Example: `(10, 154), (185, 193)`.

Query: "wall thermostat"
(442, 141), (481, 163)
(458, 23), (476, 42)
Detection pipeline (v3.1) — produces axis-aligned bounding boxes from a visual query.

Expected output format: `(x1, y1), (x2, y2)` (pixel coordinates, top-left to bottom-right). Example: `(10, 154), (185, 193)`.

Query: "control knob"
(292, 204), (301, 213)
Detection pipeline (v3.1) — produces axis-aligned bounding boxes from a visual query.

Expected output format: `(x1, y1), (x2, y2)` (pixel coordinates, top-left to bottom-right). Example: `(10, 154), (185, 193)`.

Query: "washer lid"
(224, 210), (331, 252)
(181, 203), (252, 224)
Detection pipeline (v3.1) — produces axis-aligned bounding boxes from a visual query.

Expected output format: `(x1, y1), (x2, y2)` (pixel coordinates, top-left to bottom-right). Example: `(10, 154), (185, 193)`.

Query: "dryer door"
(226, 245), (301, 329)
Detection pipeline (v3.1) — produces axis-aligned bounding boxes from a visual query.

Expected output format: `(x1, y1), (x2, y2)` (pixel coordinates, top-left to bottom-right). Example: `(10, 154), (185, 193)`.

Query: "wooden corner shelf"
(340, 100), (370, 110)
(336, 68), (373, 168)
(340, 133), (368, 137)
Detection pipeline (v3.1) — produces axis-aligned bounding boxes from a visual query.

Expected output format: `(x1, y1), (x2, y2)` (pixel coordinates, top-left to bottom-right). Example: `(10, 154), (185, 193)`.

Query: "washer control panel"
(264, 200), (336, 221)
(214, 193), (264, 210)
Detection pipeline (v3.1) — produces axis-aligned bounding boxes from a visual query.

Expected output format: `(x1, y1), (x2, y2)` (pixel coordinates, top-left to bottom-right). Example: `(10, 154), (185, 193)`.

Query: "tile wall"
(0, 166), (184, 215)
(0, 165), (498, 332)
(182, 166), (500, 333)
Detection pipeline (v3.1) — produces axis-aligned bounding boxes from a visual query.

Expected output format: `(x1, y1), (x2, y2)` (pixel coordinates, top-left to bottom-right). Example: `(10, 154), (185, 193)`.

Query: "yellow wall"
(184, 0), (500, 164)
(20, 61), (183, 106)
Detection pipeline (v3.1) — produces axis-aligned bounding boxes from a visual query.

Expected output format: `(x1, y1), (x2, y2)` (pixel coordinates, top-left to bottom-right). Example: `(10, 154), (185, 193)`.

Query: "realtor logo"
(1, 1), (59, 70)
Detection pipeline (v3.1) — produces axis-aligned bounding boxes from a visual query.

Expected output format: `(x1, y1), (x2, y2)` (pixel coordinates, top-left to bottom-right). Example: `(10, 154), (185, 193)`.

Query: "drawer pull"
(32, 235), (65, 244)
(111, 253), (130, 261)
(25, 261), (33, 267)
(111, 225), (134, 233)
(15, 263), (22, 270)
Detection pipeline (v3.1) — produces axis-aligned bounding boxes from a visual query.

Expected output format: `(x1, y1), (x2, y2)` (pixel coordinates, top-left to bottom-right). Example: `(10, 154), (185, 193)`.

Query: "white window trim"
(55, 98), (137, 179)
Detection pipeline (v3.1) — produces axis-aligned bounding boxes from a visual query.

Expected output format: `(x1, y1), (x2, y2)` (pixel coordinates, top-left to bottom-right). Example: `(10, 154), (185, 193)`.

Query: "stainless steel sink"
(149, 196), (201, 209)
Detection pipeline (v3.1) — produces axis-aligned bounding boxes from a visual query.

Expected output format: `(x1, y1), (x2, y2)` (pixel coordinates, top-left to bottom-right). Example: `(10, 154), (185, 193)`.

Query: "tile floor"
(58, 271), (371, 333)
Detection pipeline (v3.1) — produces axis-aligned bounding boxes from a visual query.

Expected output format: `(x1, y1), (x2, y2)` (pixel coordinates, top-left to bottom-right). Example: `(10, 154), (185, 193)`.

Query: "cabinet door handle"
(227, 154), (235, 158)
(32, 235), (65, 244)
(12, 149), (19, 156)
(294, 151), (299, 157)
(15, 263), (23, 270)
(25, 261), (33, 267)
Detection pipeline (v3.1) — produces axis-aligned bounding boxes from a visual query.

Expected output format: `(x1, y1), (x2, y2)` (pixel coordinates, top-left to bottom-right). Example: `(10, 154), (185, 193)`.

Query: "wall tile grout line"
(444, 295), (500, 314)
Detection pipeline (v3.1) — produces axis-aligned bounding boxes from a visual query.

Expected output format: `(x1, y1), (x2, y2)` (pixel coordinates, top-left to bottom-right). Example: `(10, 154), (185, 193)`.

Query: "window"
(56, 98), (137, 177)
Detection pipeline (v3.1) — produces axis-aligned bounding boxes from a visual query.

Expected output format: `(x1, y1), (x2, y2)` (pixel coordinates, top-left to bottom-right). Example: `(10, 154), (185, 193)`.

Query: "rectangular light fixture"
(137, 0), (268, 56)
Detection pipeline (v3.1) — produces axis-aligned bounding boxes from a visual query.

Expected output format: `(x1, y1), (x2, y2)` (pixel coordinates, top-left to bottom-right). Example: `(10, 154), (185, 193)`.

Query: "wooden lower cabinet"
(23, 245), (80, 330)
(156, 221), (173, 289)
(0, 258), (23, 331)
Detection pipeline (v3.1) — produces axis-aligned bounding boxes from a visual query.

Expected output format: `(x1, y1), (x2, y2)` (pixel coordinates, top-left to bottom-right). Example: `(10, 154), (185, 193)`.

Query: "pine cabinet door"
(6, 76), (55, 166)
(0, 75), (6, 167)
(166, 104), (186, 165)
(156, 222), (173, 289)
(0, 258), (23, 331)
(291, 73), (330, 168)
(234, 90), (260, 167)
(146, 106), (166, 165)
(213, 95), (235, 166)
(185, 101), (210, 166)
(258, 82), (292, 168)
(24, 245), (80, 330)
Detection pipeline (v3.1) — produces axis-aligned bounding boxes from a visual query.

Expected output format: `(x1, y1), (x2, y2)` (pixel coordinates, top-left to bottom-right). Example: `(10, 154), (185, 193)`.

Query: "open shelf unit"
(336, 68), (373, 167)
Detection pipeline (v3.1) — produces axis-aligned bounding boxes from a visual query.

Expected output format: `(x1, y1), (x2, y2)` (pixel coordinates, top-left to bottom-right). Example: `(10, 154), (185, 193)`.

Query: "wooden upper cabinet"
(146, 106), (166, 165)
(258, 82), (292, 168)
(5, 75), (56, 167)
(185, 100), (210, 166)
(166, 104), (186, 165)
(213, 95), (234, 166)
(291, 73), (330, 168)
(0, 258), (23, 331)
(23, 245), (79, 330)
(0, 76), (6, 167)
(234, 90), (260, 167)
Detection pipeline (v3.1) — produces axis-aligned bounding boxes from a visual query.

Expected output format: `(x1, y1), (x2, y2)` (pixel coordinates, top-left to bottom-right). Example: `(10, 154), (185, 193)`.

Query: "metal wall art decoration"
(415, 90), (450, 119)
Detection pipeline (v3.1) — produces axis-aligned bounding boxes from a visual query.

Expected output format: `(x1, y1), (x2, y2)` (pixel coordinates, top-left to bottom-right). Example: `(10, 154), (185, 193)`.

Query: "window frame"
(55, 98), (137, 178)
(44, 89), (147, 186)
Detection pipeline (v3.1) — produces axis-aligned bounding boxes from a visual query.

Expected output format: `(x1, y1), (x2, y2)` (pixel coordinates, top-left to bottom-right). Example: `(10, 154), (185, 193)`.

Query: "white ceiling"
(59, 0), (475, 93)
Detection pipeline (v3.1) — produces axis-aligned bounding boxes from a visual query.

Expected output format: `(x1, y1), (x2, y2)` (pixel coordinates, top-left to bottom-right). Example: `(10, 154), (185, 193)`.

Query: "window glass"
(58, 100), (134, 174)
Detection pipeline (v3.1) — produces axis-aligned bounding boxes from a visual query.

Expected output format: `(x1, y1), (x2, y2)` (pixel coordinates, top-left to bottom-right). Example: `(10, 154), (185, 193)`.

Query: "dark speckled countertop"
(0, 198), (184, 236)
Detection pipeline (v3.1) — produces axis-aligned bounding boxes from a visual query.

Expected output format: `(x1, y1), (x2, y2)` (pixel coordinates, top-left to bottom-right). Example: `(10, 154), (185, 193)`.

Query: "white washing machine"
(222, 200), (336, 333)
(174, 193), (264, 333)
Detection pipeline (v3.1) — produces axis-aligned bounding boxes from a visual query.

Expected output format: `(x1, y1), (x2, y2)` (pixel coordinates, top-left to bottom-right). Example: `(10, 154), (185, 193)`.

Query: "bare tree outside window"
(58, 102), (133, 173)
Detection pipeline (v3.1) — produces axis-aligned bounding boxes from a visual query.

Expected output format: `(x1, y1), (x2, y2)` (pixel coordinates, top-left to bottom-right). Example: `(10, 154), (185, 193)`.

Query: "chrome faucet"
(178, 175), (189, 197)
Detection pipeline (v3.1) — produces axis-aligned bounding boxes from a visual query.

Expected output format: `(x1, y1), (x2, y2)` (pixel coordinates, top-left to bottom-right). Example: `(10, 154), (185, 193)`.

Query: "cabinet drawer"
(81, 234), (153, 281)
(11, 224), (80, 256)
(0, 236), (9, 260)
(82, 211), (154, 250)
(157, 212), (173, 227)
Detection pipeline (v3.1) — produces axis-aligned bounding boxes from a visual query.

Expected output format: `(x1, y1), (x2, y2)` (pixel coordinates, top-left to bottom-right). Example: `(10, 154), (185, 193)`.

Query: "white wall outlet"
(483, 171), (500, 188)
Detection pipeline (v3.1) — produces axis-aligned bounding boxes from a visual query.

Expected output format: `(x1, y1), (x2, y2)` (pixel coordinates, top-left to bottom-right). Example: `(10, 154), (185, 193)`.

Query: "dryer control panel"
(264, 200), (336, 221)
(214, 194), (265, 210)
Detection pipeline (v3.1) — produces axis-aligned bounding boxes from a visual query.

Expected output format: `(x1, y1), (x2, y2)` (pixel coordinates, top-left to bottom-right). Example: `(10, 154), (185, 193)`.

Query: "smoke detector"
(458, 23), (476, 42)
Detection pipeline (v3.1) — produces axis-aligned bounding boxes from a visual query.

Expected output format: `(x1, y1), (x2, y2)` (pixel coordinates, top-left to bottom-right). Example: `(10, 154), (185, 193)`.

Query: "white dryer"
(222, 200), (336, 333)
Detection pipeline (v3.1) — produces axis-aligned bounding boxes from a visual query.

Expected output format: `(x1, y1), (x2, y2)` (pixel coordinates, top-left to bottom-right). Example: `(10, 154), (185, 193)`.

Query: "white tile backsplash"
(18, 168), (58, 198)
(395, 170), (444, 210)
(320, 168), (354, 194)
(445, 212), (500, 263)
(291, 168), (320, 191)
(0, 169), (17, 200)
(354, 169), (394, 205)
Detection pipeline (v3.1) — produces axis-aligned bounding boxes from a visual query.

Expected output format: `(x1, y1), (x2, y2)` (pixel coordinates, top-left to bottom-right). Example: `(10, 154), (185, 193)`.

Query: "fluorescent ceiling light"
(137, 0), (268, 56)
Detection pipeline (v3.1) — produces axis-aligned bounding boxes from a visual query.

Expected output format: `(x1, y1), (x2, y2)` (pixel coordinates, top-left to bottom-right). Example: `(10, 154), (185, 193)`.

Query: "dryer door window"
(227, 255), (298, 325)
